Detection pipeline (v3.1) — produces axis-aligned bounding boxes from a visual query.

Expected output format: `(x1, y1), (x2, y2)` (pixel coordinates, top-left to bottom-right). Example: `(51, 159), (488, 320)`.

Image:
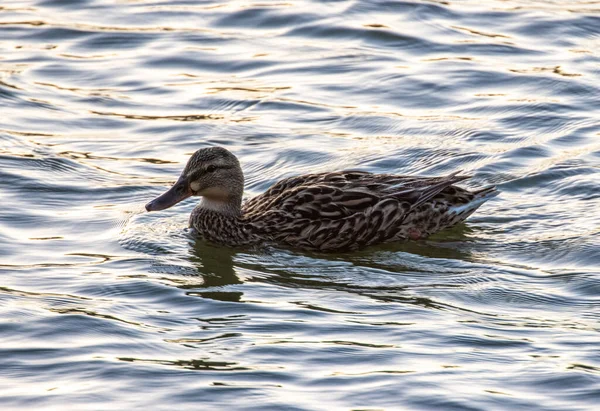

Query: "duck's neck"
(191, 195), (255, 247)
(199, 196), (242, 217)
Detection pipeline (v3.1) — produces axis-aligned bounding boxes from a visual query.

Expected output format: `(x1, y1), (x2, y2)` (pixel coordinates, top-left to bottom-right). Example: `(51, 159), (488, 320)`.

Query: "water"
(1, 0), (599, 409)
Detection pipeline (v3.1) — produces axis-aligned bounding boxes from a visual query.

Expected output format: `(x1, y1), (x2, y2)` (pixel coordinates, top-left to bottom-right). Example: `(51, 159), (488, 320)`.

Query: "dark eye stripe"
(189, 164), (233, 180)
(206, 164), (234, 172)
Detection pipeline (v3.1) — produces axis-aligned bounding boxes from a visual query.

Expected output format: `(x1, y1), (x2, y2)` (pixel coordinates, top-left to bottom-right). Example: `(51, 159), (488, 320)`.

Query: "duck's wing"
(243, 171), (372, 213)
(243, 170), (471, 216)
(385, 171), (472, 210)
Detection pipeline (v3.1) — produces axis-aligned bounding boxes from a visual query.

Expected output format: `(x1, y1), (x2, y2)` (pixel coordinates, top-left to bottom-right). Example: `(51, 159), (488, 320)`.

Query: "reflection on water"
(1, 0), (600, 409)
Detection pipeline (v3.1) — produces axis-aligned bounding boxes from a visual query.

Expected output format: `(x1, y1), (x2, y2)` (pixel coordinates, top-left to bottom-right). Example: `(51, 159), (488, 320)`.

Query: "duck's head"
(145, 147), (244, 215)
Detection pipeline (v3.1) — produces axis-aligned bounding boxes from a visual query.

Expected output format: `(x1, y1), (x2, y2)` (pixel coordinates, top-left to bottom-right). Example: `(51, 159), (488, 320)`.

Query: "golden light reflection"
(1, 0), (599, 407)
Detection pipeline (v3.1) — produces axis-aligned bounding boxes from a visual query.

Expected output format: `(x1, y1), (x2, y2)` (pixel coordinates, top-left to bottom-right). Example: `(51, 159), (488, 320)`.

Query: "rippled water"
(1, 0), (599, 409)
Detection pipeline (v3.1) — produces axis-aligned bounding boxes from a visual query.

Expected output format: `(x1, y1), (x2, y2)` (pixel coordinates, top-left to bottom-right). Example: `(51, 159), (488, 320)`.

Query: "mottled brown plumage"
(146, 147), (498, 252)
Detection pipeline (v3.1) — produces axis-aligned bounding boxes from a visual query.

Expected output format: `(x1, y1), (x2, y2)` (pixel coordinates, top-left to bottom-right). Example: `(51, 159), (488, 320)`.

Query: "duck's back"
(240, 171), (495, 251)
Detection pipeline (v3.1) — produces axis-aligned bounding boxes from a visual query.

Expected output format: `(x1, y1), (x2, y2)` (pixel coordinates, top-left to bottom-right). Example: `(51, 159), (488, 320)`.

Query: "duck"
(145, 147), (498, 252)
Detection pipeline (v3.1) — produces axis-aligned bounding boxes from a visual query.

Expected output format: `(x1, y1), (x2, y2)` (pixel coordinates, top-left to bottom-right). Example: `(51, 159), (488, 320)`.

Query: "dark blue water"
(1, 0), (599, 409)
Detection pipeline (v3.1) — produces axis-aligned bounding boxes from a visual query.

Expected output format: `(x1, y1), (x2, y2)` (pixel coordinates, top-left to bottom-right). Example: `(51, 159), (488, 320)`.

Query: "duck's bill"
(145, 178), (191, 212)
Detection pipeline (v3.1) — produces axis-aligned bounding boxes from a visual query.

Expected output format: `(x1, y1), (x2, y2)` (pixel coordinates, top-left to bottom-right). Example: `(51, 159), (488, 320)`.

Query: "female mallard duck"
(146, 147), (497, 252)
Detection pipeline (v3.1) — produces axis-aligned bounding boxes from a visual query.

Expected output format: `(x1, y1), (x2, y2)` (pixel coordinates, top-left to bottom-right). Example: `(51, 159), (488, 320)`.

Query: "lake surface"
(1, 0), (599, 409)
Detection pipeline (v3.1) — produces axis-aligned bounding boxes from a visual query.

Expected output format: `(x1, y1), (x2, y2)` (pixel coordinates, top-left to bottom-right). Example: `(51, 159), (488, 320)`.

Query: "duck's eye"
(206, 165), (217, 173)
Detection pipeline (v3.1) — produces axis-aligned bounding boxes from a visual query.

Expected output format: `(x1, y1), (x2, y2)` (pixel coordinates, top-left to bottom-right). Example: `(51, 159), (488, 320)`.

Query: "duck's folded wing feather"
(243, 171), (373, 212)
(244, 183), (382, 218)
(387, 171), (471, 210)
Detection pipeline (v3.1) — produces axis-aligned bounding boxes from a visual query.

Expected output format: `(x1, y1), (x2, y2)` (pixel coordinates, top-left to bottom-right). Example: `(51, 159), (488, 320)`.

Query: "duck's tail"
(448, 186), (498, 218)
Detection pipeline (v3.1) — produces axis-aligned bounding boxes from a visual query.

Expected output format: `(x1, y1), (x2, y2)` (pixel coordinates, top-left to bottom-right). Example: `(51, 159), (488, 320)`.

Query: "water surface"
(1, 0), (599, 409)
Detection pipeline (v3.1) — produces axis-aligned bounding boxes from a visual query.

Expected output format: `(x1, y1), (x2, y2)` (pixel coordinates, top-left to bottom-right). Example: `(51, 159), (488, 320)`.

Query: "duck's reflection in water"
(181, 240), (243, 302)
(181, 223), (481, 312)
